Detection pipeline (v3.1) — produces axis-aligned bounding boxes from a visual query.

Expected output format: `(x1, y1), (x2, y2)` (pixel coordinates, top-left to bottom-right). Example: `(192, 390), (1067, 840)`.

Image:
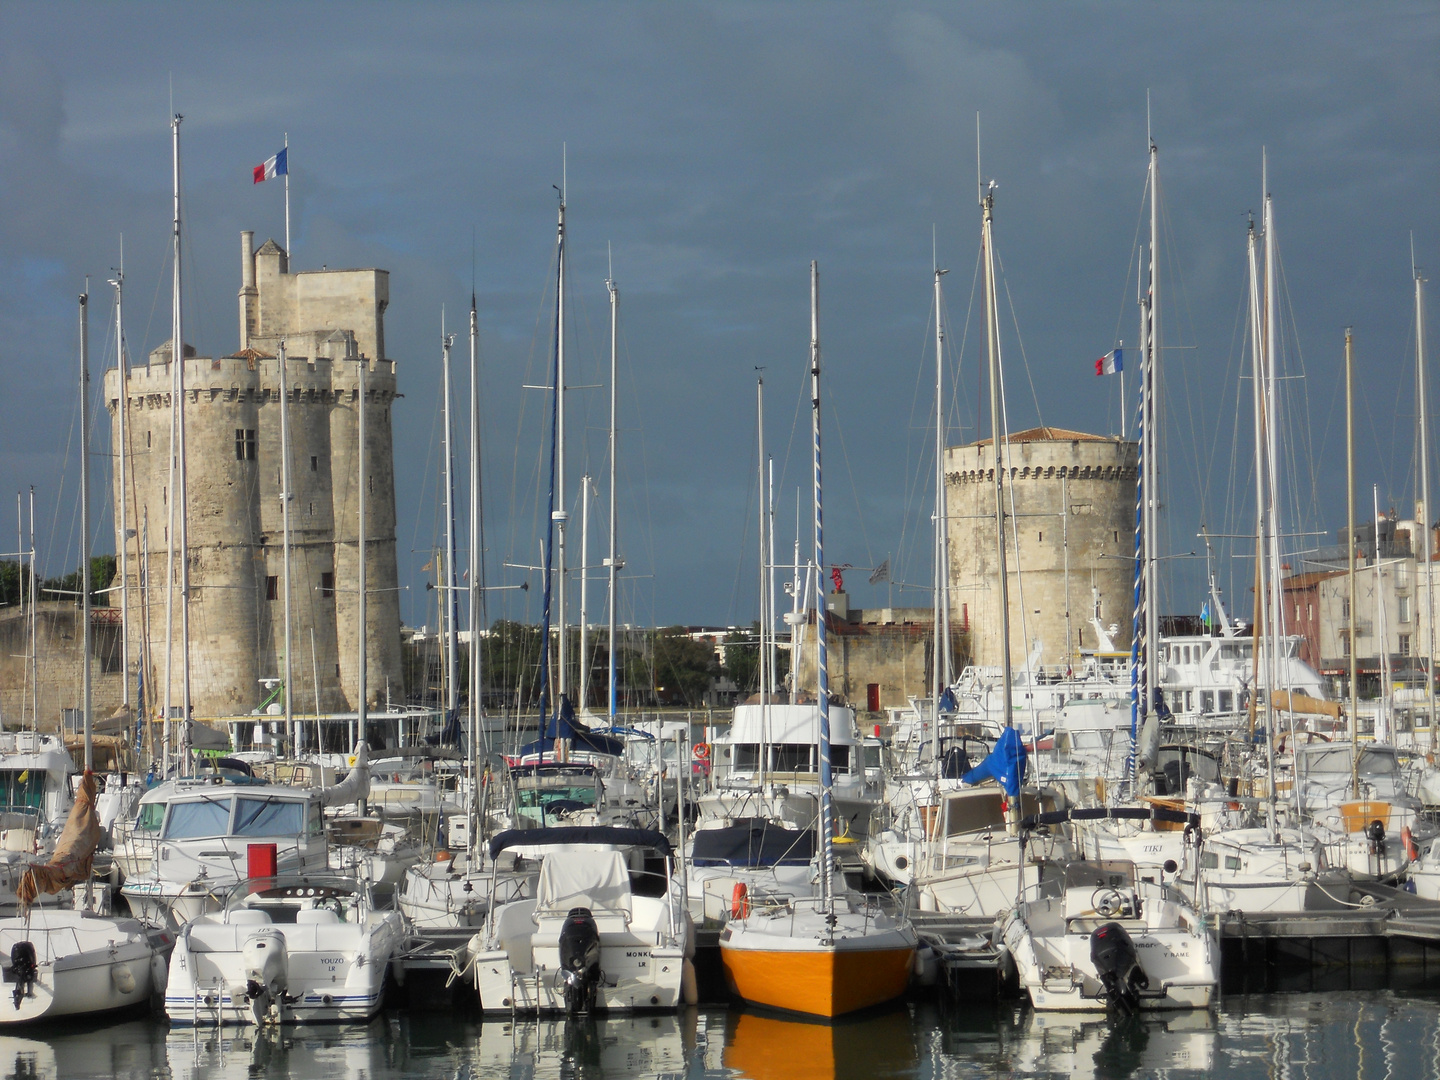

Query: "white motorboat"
(121, 781), (328, 927)
(699, 699), (882, 839)
(462, 826), (694, 1014)
(1003, 854), (1217, 1013)
(165, 873), (405, 1025)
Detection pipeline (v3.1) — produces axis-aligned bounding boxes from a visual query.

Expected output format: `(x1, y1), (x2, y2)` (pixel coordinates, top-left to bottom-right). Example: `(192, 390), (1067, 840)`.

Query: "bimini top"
(488, 825), (672, 860)
(690, 820), (816, 868)
(1020, 805), (1200, 831)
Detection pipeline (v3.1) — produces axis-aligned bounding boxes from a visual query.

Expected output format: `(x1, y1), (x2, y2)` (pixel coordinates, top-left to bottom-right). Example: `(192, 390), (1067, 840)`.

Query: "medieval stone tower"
(103, 232), (403, 717)
(946, 427), (1137, 670)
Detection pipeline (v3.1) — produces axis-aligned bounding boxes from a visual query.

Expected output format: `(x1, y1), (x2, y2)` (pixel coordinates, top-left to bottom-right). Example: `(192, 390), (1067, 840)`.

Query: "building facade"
(102, 233), (403, 719)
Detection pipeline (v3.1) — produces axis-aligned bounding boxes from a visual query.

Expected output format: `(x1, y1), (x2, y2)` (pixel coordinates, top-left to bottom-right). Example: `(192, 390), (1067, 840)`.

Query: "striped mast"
(808, 260), (834, 910)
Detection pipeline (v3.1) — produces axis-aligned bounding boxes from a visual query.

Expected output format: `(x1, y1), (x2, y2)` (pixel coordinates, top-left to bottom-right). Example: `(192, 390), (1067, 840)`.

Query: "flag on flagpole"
(253, 147), (288, 184)
(1200, 599), (1212, 628)
(868, 558), (890, 586)
(1094, 348), (1123, 376)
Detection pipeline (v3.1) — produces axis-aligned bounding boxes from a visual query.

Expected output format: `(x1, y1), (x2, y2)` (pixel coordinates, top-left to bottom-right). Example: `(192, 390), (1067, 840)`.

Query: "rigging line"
(897, 281), (939, 594)
(990, 245), (1043, 427)
(1273, 240), (1324, 535)
(617, 303), (660, 629)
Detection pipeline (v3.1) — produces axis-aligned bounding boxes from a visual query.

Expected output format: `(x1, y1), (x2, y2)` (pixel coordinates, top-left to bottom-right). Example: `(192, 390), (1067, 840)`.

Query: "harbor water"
(11, 992), (1440, 1080)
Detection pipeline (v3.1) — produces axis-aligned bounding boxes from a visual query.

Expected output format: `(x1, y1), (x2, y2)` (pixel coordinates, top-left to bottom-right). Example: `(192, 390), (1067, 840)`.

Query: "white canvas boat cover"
(536, 849), (632, 916)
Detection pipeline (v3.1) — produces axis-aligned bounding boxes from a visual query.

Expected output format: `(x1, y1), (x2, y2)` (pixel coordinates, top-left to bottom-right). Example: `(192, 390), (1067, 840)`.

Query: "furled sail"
(18, 771), (101, 913)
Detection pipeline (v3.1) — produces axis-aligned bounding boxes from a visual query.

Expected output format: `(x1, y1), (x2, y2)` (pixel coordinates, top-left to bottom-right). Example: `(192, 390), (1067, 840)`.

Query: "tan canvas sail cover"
(18, 771), (101, 913)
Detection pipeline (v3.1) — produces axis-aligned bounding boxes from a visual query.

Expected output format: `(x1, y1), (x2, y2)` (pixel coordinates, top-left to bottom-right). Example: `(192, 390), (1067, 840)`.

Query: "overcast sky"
(2, 3), (1438, 633)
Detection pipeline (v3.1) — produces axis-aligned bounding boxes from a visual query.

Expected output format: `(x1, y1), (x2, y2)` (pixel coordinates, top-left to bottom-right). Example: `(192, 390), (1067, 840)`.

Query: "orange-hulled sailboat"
(719, 261), (916, 1019)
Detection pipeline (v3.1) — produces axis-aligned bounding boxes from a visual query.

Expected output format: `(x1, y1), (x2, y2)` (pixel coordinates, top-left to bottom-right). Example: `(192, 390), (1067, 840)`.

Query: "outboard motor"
(1367, 819), (1386, 856)
(9, 941), (37, 1010)
(242, 928), (290, 1024)
(1090, 921), (1148, 1016)
(557, 907), (602, 1015)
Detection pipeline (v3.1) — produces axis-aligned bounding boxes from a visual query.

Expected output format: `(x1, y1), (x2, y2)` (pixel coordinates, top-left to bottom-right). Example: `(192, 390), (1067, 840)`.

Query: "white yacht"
(120, 781), (328, 927)
(699, 699), (882, 840)
(165, 873), (404, 1025)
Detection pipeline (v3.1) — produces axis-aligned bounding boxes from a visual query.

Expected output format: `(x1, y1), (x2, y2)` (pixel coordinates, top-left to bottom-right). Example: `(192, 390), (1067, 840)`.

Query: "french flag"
(1094, 348), (1123, 376)
(253, 147), (287, 184)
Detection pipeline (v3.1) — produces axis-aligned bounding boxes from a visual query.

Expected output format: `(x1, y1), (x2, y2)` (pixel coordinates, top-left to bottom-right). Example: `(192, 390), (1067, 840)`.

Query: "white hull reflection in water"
(3, 992), (1440, 1078)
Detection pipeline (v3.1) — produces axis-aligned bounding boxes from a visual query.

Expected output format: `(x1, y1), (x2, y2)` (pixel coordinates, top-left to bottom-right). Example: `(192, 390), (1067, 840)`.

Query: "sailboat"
(0, 288), (172, 1023)
(720, 262), (916, 1019)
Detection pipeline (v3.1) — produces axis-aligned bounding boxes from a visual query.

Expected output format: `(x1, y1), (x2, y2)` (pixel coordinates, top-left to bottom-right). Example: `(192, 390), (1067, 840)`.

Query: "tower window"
(266, 575), (278, 601)
(310, 455), (318, 472)
(146, 430), (152, 448)
(235, 429), (257, 461)
(321, 571), (335, 598)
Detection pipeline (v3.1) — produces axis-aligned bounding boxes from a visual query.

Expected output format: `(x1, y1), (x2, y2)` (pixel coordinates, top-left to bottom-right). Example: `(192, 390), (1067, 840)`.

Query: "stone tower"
(946, 427), (1137, 670)
(103, 232), (403, 718)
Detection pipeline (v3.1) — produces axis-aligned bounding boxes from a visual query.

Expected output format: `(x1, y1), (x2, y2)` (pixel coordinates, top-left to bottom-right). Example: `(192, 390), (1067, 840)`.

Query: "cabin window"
(0, 770), (43, 812)
(164, 799), (233, 840)
(733, 744), (759, 770)
(1224, 855), (1242, 871)
(309, 803), (325, 837)
(772, 745), (812, 773)
(234, 796), (306, 837)
(1219, 690), (1234, 712)
(235, 429), (257, 461)
(137, 801), (166, 832)
(1200, 691), (1215, 714)
(1199, 851), (1218, 869)
(266, 575), (278, 601)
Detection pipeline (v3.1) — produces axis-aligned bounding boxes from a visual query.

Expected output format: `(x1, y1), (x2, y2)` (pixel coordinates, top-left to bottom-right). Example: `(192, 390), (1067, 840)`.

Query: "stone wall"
(791, 606), (964, 709)
(0, 604), (125, 730)
(947, 429), (1137, 670)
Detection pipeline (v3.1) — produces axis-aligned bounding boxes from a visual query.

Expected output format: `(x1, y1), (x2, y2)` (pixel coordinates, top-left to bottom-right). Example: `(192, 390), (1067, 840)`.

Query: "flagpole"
(284, 132), (291, 260)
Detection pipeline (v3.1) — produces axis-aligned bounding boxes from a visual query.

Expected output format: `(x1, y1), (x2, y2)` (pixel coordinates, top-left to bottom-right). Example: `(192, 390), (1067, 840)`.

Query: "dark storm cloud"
(1, 2), (1437, 627)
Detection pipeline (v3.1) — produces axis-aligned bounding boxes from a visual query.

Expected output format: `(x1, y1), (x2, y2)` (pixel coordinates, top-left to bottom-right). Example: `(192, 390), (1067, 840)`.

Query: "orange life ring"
(694, 742), (711, 761)
(1404, 825), (1421, 862)
(731, 881), (750, 919)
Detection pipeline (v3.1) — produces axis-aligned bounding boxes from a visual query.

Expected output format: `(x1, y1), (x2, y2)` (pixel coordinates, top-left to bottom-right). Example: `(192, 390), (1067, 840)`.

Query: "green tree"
(723, 623), (761, 694)
(39, 556), (115, 607)
(651, 626), (719, 706)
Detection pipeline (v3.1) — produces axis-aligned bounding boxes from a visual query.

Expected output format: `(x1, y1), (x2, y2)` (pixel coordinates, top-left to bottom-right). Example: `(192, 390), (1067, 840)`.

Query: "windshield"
(164, 797), (233, 839)
(0, 770), (45, 812)
(234, 796), (307, 836)
(137, 801), (166, 832)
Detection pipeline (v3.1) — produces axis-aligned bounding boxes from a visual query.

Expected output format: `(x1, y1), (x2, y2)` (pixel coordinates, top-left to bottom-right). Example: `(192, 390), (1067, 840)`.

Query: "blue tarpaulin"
(961, 726), (1028, 797)
(519, 694), (627, 758)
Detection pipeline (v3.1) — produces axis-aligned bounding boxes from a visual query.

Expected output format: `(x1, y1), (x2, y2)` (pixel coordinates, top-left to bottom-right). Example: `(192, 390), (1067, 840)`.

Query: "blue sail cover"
(519, 694), (627, 758)
(961, 726), (1028, 797)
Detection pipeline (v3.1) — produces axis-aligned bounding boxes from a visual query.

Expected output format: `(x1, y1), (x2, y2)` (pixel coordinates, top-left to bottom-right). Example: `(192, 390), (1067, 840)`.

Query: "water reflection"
(0, 993), (1437, 1080)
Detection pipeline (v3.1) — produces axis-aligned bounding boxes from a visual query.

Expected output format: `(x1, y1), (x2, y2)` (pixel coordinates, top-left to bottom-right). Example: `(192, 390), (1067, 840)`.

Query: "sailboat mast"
(469, 294), (485, 758)
(980, 181), (1013, 730)
(1346, 329), (1359, 789)
(1144, 137), (1160, 733)
(932, 263), (951, 770)
(605, 274), (619, 722)
(79, 289), (93, 772)
(110, 262), (131, 710)
(579, 475), (592, 709)
(357, 352), (369, 743)
(536, 195), (564, 738)
(1247, 214), (1277, 830)
(555, 189), (569, 704)
(278, 342), (295, 752)
(808, 260), (834, 907)
(756, 374), (769, 782)
(442, 326), (459, 722)
(1262, 187), (1287, 725)
(468, 292), (484, 853)
(1375, 485), (1391, 742)
(1416, 264), (1435, 743)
